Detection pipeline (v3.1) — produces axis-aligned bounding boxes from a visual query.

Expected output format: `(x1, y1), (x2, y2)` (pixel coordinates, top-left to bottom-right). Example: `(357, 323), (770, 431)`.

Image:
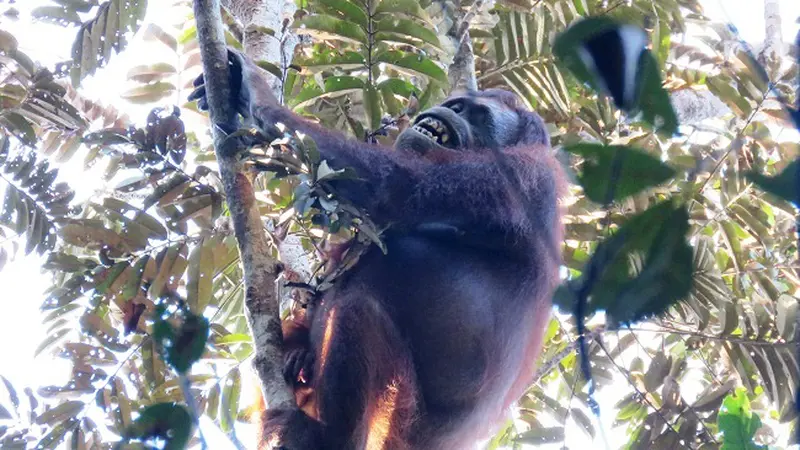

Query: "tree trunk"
(670, 88), (731, 125)
(447, 1), (482, 93)
(759, 0), (783, 70)
(226, 0), (311, 280)
(193, 0), (295, 410)
(223, 0), (300, 97)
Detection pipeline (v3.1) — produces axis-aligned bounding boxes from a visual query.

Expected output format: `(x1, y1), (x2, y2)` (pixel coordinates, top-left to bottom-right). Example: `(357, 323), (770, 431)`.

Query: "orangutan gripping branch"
(190, 50), (566, 450)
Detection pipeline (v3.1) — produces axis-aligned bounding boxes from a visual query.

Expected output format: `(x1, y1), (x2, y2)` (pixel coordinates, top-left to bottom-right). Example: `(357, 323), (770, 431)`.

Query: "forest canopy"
(0, 0), (799, 449)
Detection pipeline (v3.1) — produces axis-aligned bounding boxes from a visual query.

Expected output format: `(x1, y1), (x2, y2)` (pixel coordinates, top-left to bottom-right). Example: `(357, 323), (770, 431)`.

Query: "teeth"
(412, 117), (451, 146)
(412, 125), (435, 139)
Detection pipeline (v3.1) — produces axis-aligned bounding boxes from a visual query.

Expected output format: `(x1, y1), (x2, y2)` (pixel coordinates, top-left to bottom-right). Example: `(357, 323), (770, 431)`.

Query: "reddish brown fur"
(193, 52), (565, 450)
(254, 135), (565, 450)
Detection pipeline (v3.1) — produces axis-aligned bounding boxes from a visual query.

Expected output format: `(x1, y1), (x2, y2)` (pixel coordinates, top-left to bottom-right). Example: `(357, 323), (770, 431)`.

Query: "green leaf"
(558, 200), (693, 327)
(718, 388), (768, 450)
(323, 75), (366, 92)
(745, 160), (798, 204)
(374, 17), (441, 49)
(122, 255), (150, 300)
(34, 328), (71, 357)
(643, 353), (671, 392)
(570, 407), (595, 438)
(374, 51), (448, 84)
(187, 238), (214, 314)
(291, 76), (365, 109)
(31, 6), (82, 25)
(103, 197), (168, 239)
(692, 380), (737, 412)
(59, 342), (117, 366)
(43, 253), (95, 273)
(94, 262), (128, 295)
(255, 60), (283, 79)
(80, 313), (129, 352)
(293, 15), (368, 45)
(220, 368), (241, 433)
(0, 111), (37, 145)
(148, 243), (187, 300)
(636, 51), (680, 136)
(516, 427), (565, 445)
(554, 17), (678, 135)
(1, 375), (19, 409)
(126, 62), (176, 83)
(376, 78), (419, 99)
(123, 403), (193, 450)
(69, 0), (148, 86)
(35, 401), (84, 426)
(708, 76), (753, 117)
(34, 417), (79, 449)
(608, 205), (693, 326)
(564, 143), (677, 204)
(737, 50), (770, 93)
(363, 83), (382, 131)
(144, 174), (191, 209)
(153, 307), (209, 374)
(378, 78), (419, 116)
(119, 81), (176, 104)
(203, 384), (220, 421)
(295, 50), (366, 71)
(313, 0), (368, 29)
(142, 23), (178, 51)
(374, 0), (427, 19)
(142, 339), (166, 390)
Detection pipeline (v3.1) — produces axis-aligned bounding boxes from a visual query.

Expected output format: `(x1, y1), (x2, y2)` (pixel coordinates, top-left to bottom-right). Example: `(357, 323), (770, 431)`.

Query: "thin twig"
(626, 325), (797, 348)
(180, 374), (208, 449)
(595, 339), (683, 441)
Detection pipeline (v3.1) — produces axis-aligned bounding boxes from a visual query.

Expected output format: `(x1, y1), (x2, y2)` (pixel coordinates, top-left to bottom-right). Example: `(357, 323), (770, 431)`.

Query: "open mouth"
(411, 116), (454, 147)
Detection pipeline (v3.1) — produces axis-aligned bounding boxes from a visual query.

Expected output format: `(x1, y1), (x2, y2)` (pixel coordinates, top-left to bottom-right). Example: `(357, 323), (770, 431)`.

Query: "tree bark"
(192, 0), (295, 409)
(222, 0), (300, 97)
(226, 0), (311, 279)
(446, 1), (482, 93)
(759, 0), (783, 68)
(448, 36), (478, 92)
(670, 88), (731, 125)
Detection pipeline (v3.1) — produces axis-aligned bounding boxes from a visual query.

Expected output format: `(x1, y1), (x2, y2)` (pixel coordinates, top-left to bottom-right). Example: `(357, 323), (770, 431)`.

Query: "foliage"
(554, 198), (693, 327)
(0, 0), (798, 449)
(718, 388), (769, 450)
(553, 16), (678, 135)
(746, 160), (798, 204)
(285, 0), (451, 137)
(122, 402), (194, 449)
(0, 32), (84, 271)
(32, 0), (149, 86)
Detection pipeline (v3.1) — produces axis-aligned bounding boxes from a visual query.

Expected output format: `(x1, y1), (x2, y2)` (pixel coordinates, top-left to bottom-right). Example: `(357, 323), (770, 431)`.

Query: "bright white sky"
(0, 1), (799, 449)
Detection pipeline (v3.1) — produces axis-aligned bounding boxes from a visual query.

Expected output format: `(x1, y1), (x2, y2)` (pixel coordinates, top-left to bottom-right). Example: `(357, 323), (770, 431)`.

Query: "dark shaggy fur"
(191, 51), (566, 450)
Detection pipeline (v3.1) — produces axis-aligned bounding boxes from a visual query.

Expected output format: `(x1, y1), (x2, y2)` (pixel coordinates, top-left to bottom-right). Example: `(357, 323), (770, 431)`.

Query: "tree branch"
(532, 326), (604, 383)
(192, 0), (294, 409)
(759, 0), (783, 68)
(222, 0), (300, 97)
(446, 0), (481, 92)
(225, 0), (310, 276)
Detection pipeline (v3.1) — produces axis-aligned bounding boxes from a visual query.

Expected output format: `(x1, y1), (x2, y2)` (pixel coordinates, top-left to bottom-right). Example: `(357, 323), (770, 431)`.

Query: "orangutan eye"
(470, 105), (490, 124)
(446, 100), (464, 114)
